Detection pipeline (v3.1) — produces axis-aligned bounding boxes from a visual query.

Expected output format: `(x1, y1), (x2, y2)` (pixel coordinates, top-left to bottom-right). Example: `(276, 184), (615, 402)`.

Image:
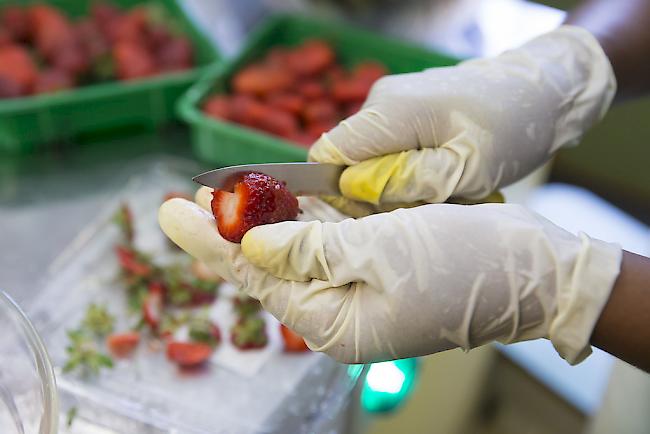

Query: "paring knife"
(192, 162), (343, 196)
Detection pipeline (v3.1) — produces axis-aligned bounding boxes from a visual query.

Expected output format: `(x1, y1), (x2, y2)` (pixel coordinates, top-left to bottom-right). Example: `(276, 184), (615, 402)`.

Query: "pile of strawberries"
(0, 2), (194, 99)
(202, 39), (387, 147)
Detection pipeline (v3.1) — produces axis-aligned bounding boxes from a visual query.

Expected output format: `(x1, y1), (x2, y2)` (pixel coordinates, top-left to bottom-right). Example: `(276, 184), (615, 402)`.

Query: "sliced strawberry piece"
(166, 341), (213, 367)
(211, 172), (299, 243)
(280, 324), (310, 352)
(115, 245), (151, 276)
(230, 316), (268, 350)
(106, 332), (140, 358)
(143, 282), (164, 329)
(189, 318), (221, 348)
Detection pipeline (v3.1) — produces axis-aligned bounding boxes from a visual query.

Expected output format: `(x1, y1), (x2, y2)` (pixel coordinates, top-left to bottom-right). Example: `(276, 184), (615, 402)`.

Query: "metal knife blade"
(192, 162), (343, 196)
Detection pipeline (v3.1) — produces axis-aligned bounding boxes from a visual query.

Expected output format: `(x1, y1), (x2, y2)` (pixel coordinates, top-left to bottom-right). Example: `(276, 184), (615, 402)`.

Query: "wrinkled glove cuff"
(549, 234), (622, 364)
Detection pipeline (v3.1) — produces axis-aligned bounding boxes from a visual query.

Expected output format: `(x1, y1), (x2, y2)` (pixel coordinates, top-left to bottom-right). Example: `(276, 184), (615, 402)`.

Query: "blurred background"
(0, 0), (649, 433)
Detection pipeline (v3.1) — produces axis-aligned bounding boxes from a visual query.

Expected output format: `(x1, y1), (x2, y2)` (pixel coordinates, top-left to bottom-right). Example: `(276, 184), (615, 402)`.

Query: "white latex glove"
(310, 26), (616, 205)
(159, 189), (621, 365)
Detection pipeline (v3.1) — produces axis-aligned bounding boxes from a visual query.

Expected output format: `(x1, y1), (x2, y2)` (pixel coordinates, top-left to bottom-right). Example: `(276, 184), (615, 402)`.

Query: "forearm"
(566, 0), (650, 100)
(591, 251), (650, 372)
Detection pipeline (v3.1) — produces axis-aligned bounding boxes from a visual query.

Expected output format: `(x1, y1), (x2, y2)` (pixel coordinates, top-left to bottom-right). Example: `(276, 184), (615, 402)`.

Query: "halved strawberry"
(143, 282), (164, 329)
(280, 324), (310, 352)
(106, 332), (140, 358)
(230, 316), (268, 350)
(115, 245), (151, 277)
(211, 172), (299, 243)
(166, 341), (213, 367)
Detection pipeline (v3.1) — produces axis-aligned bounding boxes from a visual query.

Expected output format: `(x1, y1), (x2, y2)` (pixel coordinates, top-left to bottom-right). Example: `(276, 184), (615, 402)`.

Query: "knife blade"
(192, 162), (343, 196)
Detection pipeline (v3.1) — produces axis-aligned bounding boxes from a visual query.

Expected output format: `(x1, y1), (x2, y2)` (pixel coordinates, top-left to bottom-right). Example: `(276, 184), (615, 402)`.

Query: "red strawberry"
(257, 110), (299, 138)
(344, 101), (364, 117)
(306, 120), (338, 139)
(267, 92), (304, 116)
(232, 65), (292, 96)
(0, 45), (37, 95)
(33, 69), (74, 94)
(113, 41), (157, 80)
(302, 99), (337, 124)
(143, 282), (164, 329)
(290, 132), (318, 148)
(203, 95), (231, 121)
(157, 36), (193, 72)
(280, 324), (310, 352)
(0, 76), (23, 99)
(27, 5), (76, 59)
(1, 6), (29, 41)
(287, 40), (335, 77)
(76, 19), (109, 60)
(332, 78), (372, 103)
(115, 245), (151, 276)
(211, 172), (299, 243)
(107, 332), (140, 358)
(353, 61), (387, 85)
(298, 80), (326, 100)
(230, 316), (268, 350)
(166, 341), (213, 367)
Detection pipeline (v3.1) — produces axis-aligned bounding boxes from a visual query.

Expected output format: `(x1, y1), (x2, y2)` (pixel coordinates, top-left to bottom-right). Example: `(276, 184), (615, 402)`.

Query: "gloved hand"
(310, 26), (616, 205)
(159, 189), (621, 365)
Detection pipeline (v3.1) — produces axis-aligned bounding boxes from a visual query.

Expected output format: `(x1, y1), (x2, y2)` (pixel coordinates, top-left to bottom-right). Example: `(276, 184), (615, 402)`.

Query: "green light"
(361, 358), (419, 413)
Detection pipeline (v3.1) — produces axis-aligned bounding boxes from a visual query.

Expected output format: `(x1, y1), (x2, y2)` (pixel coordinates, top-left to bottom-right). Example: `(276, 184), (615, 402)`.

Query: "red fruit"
(229, 95), (267, 127)
(280, 324), (310, 352)
(203, 95), (231, 121)
(324, 65), (346, 83)
(148, 25), (173, 51)
(211, 172), (299, 243)
(107, 332), (140, 358)
(113, 41), (157, 80)
(166, 341), (213, 367)
(287, 39), (335, 77)
(257, 110), (299, 138)
(91, 2), (121, 42)
(331, 78), (373, 103)
(115, 245), (152, 277)
(0, 29), (12, 47)
(302, 99), (337, 124)
(267, 92), (304, 116)
(143, 282), (164, 329)
(113, 8), (148, 45)
(1, 6), (29, 41)
(298, 80), (325, 100)
(157, 37), (193, 71)
(76, 19), (109, 60)
(0, 45), (36, 95)
(28, 5), (76, 59)
(232, 65), (292, 96)
(0, 76), (23, 99)
(353, 61), (387, 84)
(51, 47), (90, 77)
(33, 69), (74, 94)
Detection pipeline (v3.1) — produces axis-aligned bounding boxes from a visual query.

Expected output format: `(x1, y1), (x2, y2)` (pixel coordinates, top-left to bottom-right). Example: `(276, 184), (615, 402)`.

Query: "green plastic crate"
(177, 14), (461, 167)
(0, 0), (219, 153)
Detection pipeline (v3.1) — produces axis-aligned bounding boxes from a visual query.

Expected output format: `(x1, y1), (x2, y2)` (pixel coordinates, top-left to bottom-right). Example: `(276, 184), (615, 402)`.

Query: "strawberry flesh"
(211, 172), (299, 243)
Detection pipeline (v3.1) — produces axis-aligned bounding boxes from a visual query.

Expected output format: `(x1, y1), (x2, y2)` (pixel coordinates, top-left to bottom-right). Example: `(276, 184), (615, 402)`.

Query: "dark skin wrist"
(565, 0), (650, 101)
(591, 251), (650, 372)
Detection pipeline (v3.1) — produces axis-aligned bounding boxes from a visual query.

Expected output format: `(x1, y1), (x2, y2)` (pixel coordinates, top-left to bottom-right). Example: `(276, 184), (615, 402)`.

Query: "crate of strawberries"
(0, 0), (218, 152)
(177, 14), (459, 166)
